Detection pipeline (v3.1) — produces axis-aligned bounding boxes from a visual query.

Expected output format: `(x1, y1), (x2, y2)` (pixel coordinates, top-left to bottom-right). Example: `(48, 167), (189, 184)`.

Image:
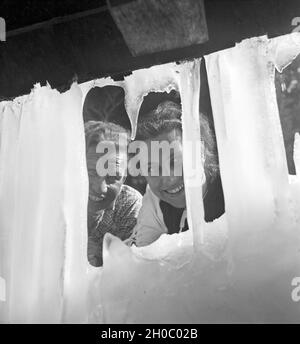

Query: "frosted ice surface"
(122, 63), (180, 139)
(0, 84), (89, 323)
(271, 32), (300, 72)
(1, 33), (300, 323)
(91, 216), (228, 324)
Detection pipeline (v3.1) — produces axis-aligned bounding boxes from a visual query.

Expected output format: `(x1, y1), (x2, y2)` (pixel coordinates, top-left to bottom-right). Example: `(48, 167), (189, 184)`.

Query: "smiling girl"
(126, 101), (224, 247)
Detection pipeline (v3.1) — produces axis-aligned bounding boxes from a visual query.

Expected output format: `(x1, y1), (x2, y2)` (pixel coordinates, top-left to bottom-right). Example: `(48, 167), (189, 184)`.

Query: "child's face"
(86, 144), (126, 212)
(143, 129), (186, 208)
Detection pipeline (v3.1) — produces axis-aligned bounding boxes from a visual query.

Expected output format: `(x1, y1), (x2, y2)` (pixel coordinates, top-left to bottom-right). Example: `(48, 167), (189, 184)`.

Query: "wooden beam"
(107, 0), (208, 56)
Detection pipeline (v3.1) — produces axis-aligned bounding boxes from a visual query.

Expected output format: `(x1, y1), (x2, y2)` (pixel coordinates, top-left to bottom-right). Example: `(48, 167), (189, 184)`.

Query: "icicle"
(0, 84), (89, 323)
(179, 59), (205, 248)
(123, 63), (179, 139)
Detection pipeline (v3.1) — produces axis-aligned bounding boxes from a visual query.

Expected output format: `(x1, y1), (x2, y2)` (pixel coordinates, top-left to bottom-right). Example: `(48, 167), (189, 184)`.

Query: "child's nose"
(91, 178), (107, 195)
(98, 179), (108, 194)
(160, 175), (178, 188)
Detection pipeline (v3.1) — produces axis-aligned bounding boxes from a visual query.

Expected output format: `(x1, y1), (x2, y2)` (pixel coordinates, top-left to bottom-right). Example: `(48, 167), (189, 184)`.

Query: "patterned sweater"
(87, 185), (142, 266)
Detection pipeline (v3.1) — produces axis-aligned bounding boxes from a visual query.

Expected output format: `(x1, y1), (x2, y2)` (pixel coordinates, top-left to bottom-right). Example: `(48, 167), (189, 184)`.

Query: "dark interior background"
(1, 0), (299, 99)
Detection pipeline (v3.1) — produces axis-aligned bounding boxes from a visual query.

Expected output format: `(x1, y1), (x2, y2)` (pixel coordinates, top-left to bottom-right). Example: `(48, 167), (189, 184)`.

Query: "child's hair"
(84, 120), (130, 152)
(136, 100), (219, 181)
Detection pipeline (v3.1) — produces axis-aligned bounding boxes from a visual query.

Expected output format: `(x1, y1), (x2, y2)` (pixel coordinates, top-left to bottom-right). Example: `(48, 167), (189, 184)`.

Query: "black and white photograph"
(0, 0), (300, 329)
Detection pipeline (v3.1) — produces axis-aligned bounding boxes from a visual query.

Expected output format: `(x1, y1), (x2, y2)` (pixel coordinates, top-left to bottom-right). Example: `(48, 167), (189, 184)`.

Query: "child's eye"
(105, 176), (116, 184)
(105, 173), (123, 184)
(148, 164), (161, 176)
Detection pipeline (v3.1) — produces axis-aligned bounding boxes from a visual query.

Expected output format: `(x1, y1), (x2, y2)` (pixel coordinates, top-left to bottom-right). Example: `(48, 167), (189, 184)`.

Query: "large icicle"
(0, 84), (89, 323)
(179, 59), (206, 248)
(205, 35), (300, 320)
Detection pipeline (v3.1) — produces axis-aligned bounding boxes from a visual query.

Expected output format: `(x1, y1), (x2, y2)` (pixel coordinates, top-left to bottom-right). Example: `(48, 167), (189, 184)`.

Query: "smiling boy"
(85, 121), (142, 266)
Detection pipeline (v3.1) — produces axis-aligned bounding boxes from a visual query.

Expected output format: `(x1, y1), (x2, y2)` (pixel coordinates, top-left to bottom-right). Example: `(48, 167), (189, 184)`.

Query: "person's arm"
(87, 210), (106, 267)
(125, 186), (168, 247)
(87, 233), (103, 267)
(110, 192), (142, 241)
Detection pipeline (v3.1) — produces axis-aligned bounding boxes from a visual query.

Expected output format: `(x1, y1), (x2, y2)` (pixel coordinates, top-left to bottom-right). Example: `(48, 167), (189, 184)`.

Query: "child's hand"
(88, 236), (102, 267)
